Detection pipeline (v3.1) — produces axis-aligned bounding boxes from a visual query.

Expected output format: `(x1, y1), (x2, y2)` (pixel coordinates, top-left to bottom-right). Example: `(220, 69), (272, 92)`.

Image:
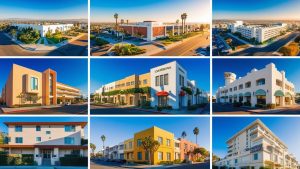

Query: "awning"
(179, 90), (186, 96)
(285, 92), (293, 97)
(255, 89), (266, 96)
(156, 91), (169, 97)
(274, 90), (284, 97)
(239, 93), (243, 97)
(244, 92), (251, 97)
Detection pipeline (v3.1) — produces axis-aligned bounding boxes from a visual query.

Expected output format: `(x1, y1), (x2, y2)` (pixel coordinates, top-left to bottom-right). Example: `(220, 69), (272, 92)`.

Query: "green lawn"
(157, 32), (202, 45)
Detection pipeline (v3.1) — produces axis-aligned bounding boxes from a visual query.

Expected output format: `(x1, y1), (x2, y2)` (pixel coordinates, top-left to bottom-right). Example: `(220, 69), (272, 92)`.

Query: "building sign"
(245, 144), (263, 153)
(154, 66), (171, 73)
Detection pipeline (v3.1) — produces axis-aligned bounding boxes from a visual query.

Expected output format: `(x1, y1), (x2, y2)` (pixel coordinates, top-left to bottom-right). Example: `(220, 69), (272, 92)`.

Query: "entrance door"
(158, 96), (168, 107)
(129, 96), (133, 105)
(42, 149), (52, 159)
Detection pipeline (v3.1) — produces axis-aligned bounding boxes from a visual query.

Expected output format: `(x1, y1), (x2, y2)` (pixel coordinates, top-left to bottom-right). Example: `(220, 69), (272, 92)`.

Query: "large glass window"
(158, 152), (163, 160)
(64, 137), (75, 144)
(15, 126), (22, 132)
(65, 125), (75, 132)
(160, 75), (164, 86)
(167, 152), (171, 161)
(49, 74), (53, 96)
(31, 77), (38, 90)
(155, 76), (159, 86)
(158, 137), (163, 144)
(254, 153), (258, 160)
(256, 79), (265, 86)
(245, 82), (251, 88)
(15, 137), (23, 143)
(164, 74), (168, 85)
(137, 139), (142, 147)
(179, 75), (185, 86)
(138, 152), (142, 160)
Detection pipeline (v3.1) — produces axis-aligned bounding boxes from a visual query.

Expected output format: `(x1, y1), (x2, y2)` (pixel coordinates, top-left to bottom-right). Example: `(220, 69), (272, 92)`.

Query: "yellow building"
(96, 73), (151, 106)
(133, 126), (174, 165)
(124, 138), (134, 162)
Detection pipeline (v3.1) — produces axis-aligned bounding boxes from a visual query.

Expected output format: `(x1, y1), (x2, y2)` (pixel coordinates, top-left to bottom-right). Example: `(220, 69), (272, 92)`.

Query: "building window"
(65, 125), (75, 132)
(138, 152), (142, 160)
(230, 88), (232, 92)
(158, 137), (163, 144)
(137, 139), (142, 147)
(239, 84), (243, 90)
(64, 137), (75, 144)
(164, 74), (168, 85)
(256, 79), (265, 86)
(234, 86), (237, 91)
(245, 81), (251, 88)
(155, 76), (159, 86)
(30, 77), (38, 90)
(179, 75), (185, 86)
(235, 159), (238, 164)
(166, 139), (170, 146)
(15, 137), (23, 143)
(15, 126), (22, 132)
(143, 79), (147, 84)
(36, 137), (41, 142)
(36, 126), (41, 131)
(46, 131), (51, 135)
(254, 153), (258, 160)
(158, 152), (163, 160)
(167, 152), (171, 161)
(276, 79), (282, 87)
(175, 143), (180, 148)
(160, 75), (164, 86)
(129, 141), (133, 149)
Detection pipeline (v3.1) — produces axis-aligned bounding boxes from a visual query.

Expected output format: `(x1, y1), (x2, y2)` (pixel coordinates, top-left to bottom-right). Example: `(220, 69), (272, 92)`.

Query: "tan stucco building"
(1, 64), (81, 107)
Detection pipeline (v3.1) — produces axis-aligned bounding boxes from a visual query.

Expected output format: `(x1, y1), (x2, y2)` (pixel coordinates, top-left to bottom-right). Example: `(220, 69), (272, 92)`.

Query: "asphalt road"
(229, 32), (300, 56)
(91, 161), (209, 169)
(90, 105), (166, 115)
(213, 103), (300, 115)
(3, 104), (88, 115)
(0, 32), (88, 56)
(152, 32), (210, 56)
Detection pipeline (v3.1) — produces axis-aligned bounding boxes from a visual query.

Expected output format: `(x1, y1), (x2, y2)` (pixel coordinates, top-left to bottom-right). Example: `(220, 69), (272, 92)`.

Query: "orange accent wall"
(121, 26), (148, 38)
(179, 138), (200, 161)
(153, 26), (165, 37)
(42, 69), (57, 105)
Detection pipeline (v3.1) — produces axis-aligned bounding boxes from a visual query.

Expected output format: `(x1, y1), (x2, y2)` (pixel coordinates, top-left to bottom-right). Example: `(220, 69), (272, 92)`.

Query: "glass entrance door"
(42, 149), (52, 159)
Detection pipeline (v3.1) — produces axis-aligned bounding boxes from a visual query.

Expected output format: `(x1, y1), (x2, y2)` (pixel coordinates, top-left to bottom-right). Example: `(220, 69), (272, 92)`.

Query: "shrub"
(279, 42), (299, 56)
(158, 161), (174, 165)
(266, 104), (276, 109)
(112, 44), (146, 56)
(134, 161), (149, 164)
(157, 106), (163, 111)
(233, 102), (242, 107)
(60, 156), (88, 166)
(197, 103), (207, 108)
(166, 105), (173, 110)
(95, 38), (109, 46)
(173, 159), (182, 164)
(255, 104), (266, 108)
(12, 103), (42, 108)
(243, 102), (251, 107)
(213, 165), (219, 169)
(188, 105), (198, 110)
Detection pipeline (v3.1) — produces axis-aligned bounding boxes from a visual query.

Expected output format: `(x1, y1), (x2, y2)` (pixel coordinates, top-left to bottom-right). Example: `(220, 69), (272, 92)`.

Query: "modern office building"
(214, 119), (298, 169)
(12, 23), (73, 37)
(0, 122), (88, 166)
(119, 21), (174, 41)
(216, 63), (295, 107)
(95, 61), (208, 109)
(102, 126), (201, 165)
(1, 64), (81, 107)
(228, 21), (287, 43)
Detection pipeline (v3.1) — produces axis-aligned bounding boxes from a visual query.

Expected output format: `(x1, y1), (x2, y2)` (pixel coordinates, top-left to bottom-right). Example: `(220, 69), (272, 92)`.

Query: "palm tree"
(181, 14), (185, 34)
(193, 127), (199, 144)
(121, 19), (124, 24)
(90, 143), (96, 154)
(176, 19), (180, 35)
(126, 19), (129, 24)
(141, 136), (160, 165)
(181, 131), (187, 139)
(101, 135), (106, 151)
(182, 13), (188, 33)
(114, 13), (119, 36)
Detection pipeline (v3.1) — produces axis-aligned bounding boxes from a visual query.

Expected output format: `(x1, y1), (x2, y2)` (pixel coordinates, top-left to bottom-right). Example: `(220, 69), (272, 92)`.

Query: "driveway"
(1, 104), (88, 115)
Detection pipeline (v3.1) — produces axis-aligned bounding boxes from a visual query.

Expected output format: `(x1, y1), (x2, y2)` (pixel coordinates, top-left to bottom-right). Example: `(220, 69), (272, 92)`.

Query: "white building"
(214, 119), (299, 169)
(104, 143), (124, 160)
(228, 21), (287, 43)
(12, 23), (73, 37)
(0, 122), (88, 166)
(150, 61), (208, 109)
(216, 63), (295, 107)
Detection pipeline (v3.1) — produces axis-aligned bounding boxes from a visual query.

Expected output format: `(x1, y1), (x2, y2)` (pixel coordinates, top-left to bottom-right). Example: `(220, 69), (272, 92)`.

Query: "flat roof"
(4, 122), (87, 128)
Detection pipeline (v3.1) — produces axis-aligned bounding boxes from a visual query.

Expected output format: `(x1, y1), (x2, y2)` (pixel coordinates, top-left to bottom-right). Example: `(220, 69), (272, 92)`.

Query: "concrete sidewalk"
(121, 162), (204, 169)
(1, 105), (62, 114)
(0, 166), (87, 169)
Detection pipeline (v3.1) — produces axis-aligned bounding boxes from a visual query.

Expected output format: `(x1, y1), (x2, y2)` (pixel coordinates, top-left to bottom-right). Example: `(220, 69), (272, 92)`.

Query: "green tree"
(141, 136), (160, 165)
(193, 127), (199, 144)
(10, 29), (17, 38)
(114, 13), (119, 35)
(90, 143), (96, 154)
(181, 131), (187, 139)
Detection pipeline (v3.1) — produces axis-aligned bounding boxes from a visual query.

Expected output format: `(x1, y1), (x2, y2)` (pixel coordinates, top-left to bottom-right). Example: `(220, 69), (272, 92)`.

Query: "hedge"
(60, 156), (88, 166)
(0, 154), (34, 166)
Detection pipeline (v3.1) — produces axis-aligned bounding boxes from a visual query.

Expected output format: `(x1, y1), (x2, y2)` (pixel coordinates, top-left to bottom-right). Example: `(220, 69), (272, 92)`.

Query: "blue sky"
(0, 117), (88, 138)
(90, 117), (210, 152)
(0, 59), (88, 97)
(91, 0), (210, 23)
(0, 0), (87, 19)
(213, 0), (300, 20)
(213, 117), (300, 160)
(91, 58), (210, 93)
(213, 59), (300, 95)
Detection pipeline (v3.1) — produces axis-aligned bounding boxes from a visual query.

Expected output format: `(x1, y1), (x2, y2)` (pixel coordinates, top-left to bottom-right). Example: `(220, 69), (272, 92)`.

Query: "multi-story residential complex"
(0, 122), (88, 166)
(104, 142), (124, 160)
(103, 126), (201, 165)
(119, 21), (174, 41)
(12, 23), (73, 37)
(95, 61), (208, 109)
(216, 63), (295, 107)
(214, 119), (299, 169)
(1, 64), (81, 107)
(228, 21), (287, 43)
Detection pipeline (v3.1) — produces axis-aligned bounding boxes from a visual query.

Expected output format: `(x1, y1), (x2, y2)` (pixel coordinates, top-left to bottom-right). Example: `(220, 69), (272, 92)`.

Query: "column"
(52, 148), (59, 165)
(80, 149), (84, 157)
(34, 148), (41, 165)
